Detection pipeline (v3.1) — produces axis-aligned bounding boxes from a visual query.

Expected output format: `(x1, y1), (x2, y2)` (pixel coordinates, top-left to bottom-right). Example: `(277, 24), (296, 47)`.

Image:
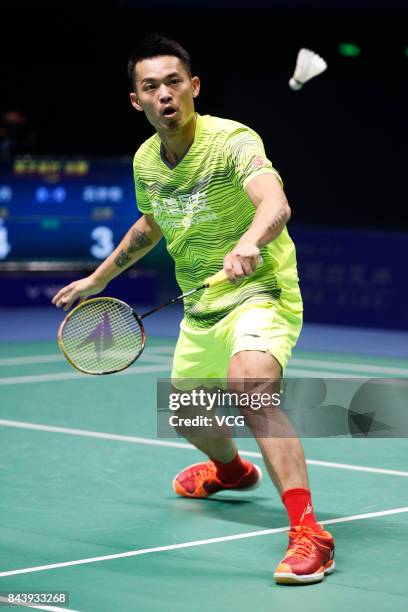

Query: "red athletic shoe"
(173, 459), (262, 498)
(274, 525), (335, 584)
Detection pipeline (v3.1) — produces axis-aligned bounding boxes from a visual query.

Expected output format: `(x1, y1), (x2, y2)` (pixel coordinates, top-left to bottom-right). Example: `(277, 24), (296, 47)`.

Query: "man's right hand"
(52, 275), (106, 311)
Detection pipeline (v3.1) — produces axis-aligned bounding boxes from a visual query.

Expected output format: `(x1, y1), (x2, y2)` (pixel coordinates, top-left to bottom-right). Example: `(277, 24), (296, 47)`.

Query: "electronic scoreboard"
(0, 157), (140, 262)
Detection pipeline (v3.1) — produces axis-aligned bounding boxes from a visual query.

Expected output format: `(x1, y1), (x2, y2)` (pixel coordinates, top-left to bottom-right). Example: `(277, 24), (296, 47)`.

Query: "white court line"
(0, 597), (78, 612)
(2, 351), (408, 376)
(0, 355), (64, 366)
(0, 361), (172, 386)
(0, 366), (380, 386)
(0, 419), (408, 478)
(287, 369), (358, 378)
(240, 449), (408, 478)
(291, 358), (408, 376)
(0, 506), (407, 579)
(0, 346), (175, 367)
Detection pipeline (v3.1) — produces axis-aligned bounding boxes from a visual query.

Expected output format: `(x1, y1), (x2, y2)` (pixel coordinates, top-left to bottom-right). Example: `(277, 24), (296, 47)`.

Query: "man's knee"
(228, 350), (282, 380)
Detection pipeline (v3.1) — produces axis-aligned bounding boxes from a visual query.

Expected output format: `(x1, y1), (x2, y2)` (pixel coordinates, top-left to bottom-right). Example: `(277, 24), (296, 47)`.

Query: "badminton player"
(52, 34), (335, 585)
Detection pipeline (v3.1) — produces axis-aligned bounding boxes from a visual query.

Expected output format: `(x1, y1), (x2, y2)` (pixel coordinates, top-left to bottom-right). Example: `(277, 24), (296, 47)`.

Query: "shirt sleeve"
(222, 127), (283, 191)
(133, 155), (153, 215)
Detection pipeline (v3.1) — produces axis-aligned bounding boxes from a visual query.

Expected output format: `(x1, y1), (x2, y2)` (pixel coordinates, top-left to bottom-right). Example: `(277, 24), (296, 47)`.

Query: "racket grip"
(204, 256), (263, 288)
(205, 269), (229, 287)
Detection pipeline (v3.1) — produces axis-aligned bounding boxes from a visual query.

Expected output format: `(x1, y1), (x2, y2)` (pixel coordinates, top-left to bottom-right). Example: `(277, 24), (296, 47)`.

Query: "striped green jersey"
(134, 113), (302, 330)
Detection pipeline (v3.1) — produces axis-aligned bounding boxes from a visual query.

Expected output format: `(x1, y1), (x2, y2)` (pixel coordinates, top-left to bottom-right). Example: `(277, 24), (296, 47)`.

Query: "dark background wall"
(1, 1), (407, 230)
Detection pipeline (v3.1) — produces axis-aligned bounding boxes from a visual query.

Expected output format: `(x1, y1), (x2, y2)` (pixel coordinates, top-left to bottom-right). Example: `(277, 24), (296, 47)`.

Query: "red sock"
(211, 453), (248, 483)
(282, 488), (319, 529)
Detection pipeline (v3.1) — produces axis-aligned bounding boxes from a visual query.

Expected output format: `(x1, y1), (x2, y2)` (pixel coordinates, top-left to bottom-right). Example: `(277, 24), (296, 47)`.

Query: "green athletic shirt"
(133, 113), (302, 330)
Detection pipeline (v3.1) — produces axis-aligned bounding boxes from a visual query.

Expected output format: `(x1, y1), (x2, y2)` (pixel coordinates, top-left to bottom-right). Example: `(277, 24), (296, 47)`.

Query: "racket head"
(58, 297), (145, 375)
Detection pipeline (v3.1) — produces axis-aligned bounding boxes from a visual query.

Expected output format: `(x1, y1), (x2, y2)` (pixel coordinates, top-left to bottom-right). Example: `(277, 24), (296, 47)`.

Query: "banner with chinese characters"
(290, 226), (407, 330)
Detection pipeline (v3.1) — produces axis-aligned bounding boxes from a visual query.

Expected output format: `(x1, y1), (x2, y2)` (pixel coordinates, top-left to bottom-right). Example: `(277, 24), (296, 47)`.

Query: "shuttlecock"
(289, 48), (327, 91)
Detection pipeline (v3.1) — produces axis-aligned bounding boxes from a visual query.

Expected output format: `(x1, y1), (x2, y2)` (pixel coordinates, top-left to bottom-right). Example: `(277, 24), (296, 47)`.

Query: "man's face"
(130, 56), (200, 133)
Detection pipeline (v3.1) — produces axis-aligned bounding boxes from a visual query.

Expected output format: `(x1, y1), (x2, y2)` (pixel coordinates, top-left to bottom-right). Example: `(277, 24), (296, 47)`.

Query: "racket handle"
(204, 256), (263, 288)
(204, 269), (229, 287)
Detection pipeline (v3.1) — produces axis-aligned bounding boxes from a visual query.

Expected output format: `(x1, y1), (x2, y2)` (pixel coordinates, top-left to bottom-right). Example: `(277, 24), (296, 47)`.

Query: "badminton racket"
(58, 267), (232, 375)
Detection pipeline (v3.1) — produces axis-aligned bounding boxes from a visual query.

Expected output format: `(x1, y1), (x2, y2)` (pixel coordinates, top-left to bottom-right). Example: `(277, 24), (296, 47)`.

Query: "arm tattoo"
(114, 251), (132, 267)
(114, 228), (152, 268)
(267, 207), (287, 232)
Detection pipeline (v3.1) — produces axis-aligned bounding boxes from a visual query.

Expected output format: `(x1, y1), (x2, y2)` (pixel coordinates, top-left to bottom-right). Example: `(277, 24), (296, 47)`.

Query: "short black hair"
(128, 33), (192, 91)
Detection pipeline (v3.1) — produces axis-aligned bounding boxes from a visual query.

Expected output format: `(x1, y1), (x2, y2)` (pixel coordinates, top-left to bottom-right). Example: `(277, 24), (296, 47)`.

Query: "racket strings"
(60, 299), (144, 374)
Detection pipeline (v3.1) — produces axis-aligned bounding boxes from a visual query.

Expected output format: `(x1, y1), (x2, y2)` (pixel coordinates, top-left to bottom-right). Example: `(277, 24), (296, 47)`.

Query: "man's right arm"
(52, 214), (162, 310)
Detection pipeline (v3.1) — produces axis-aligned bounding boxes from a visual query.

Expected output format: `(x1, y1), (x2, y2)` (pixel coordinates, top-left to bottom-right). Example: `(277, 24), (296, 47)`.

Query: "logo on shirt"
(151, 191), (217, 230)
(252, 155), (266, 169)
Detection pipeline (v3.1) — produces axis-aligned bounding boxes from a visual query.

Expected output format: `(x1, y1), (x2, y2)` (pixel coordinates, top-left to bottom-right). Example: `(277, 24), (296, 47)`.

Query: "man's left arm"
(223, 173), (291, 282)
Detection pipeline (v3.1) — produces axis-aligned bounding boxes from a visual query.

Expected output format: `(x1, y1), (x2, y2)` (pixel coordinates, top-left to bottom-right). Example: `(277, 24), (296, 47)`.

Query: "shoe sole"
(173, 462), (263, 497)
(274, 560), (335, 585)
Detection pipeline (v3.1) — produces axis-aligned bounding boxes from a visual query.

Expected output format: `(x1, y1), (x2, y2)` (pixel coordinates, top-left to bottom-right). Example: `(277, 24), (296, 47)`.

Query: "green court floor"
(0, 339), (407, 611)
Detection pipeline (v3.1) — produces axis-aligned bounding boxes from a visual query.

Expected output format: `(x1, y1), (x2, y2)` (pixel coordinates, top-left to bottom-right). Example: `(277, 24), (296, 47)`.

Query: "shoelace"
(189, 464), (217, 486)
(285, 528), (320, 561)
(196, 466), (216, 481)
(195, 463), (251, 486)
